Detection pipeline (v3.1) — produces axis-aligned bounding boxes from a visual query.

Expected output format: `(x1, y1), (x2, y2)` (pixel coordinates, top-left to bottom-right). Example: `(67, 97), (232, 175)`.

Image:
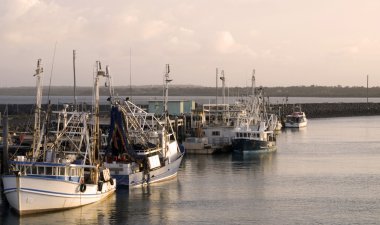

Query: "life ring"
(109, 178), (114, 186)
(80, 183), (86, 193)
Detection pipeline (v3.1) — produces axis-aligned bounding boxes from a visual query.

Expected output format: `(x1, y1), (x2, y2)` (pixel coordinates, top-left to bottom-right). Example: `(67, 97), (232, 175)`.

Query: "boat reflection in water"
(231, 151), (277, 172)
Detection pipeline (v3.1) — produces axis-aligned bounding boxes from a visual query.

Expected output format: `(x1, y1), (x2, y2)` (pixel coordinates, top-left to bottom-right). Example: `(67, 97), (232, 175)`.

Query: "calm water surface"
(2, 116), (380, 224)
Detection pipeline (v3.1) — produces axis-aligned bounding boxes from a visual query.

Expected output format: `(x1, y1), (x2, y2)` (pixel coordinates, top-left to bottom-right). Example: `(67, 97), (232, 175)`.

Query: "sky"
(1, 0), (380, 88)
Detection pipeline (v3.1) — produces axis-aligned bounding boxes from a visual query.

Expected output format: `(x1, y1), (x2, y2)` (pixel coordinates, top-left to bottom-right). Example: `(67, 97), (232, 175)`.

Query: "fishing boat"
(103, 64), (184, 187)
(284, 105), (308, 128)
(231, 98), (278, 153)
(183, 137), (218, 154)
(232, 121), (277, 153)
(183, 105), (233, 154)
(231, 71), (278, 153)
(1, 60), (116, 215)
(184, 69), (242, 154)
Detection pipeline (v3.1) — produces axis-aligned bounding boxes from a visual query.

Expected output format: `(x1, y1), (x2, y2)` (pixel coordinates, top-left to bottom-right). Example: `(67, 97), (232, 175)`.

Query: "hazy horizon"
(0, 84), (376, 88)
(1, 1), (380, 88)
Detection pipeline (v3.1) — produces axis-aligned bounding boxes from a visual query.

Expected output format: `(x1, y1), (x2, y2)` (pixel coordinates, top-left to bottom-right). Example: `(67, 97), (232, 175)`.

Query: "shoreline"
(1, 102), (380, 131)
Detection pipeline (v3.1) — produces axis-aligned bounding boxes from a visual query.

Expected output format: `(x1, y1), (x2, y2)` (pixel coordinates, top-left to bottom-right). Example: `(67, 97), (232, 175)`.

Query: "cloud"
(141, 20), (169, 40)
(179, 27), (194, 35)
(332, 38), (380, 57)
(123, 15), (138, 24)
(1, 0), (41, 20)
(215, 31), (257, 57)
(215, 31), (240, 54)
(249, 29), (261, 37)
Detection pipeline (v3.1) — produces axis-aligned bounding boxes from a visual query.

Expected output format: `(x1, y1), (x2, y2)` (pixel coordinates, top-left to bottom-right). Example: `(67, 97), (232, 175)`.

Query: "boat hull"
(232, 138), (277, 153)
(284, 121), (307, 128)
(185, 147), (218, 154)
(106, 152), (184, 187)
(2, 175), (116, 215)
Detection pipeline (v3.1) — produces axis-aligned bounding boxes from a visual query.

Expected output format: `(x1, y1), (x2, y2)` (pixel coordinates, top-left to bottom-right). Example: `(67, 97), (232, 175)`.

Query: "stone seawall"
(276, 102), (380, 118)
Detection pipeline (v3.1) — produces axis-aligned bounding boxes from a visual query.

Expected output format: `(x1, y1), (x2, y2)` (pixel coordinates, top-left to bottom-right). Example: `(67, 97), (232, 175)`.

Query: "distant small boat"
(284, 106), (308, 128)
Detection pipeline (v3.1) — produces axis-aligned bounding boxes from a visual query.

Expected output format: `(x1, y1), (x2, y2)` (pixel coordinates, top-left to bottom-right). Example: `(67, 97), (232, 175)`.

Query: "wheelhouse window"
(37, 166), (45, 175)
(60, 167), (65, 176)
(46, 167), (52, 175)
(212, 131), (220, 136)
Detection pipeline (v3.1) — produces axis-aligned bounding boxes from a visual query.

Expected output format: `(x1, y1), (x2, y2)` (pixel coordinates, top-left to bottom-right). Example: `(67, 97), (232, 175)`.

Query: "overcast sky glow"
(1, 0), (380, 87)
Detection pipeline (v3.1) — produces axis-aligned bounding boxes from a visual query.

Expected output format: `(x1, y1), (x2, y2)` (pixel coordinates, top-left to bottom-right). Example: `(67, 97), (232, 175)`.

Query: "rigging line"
(47, 41), (58, 102)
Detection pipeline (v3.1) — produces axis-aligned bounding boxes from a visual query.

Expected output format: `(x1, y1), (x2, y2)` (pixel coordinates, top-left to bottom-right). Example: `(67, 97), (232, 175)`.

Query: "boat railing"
(134, 147), (162, 156)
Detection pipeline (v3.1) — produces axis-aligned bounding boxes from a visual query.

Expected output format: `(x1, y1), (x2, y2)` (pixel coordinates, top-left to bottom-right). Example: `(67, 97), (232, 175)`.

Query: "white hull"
(183, 137), (218, 154)
(2, 175), (116, 215)
(284, 121), (307, 128)
(185, 148), (218, 154)
(285, 110), (307, 128)
(105, 152), (184, 187)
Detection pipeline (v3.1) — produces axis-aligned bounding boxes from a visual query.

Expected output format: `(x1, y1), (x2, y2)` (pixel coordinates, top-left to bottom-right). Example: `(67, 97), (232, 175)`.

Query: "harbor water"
(2, 116), (380, 224)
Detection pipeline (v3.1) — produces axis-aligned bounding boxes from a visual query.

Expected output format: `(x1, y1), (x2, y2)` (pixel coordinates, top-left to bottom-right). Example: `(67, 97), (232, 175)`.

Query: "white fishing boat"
(103, 64), (184, 187)
(184, 69), (242, 153)
(232, 121), (277, 153)
(231, 70), (278, 153)
(183, 137), (218, 154)
(284, 106), (308, 128)
(183, 104), (235, 154)
(231, 98), (278, 153)
(1, 60), (116, 215)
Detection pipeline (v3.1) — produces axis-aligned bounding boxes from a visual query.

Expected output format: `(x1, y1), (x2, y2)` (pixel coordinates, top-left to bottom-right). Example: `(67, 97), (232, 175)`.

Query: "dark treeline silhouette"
(0, 85), (378, 97)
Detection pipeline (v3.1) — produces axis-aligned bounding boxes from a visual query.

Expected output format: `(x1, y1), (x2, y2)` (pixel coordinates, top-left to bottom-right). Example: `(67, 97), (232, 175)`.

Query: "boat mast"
(129, 48), (132, 101)
(32, 59), (44, 160)
(164, 64), (172, 118)
(215, 68), (218, 107)
(220, 70), (225, 105)
(220, 70), (226, 123)
(105, 66), (114, 98)
(73, 50), (77, 110)
(251, 69), (255, 97)
(93, 61), (108, 164)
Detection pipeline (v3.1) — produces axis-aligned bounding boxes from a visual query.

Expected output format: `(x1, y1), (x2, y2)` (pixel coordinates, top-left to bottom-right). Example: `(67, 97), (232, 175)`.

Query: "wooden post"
(367, 75), (369, 110)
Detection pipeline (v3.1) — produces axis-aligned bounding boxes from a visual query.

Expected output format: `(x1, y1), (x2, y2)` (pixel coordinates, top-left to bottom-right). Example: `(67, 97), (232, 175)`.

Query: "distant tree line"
(0, 85), (378, 97)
